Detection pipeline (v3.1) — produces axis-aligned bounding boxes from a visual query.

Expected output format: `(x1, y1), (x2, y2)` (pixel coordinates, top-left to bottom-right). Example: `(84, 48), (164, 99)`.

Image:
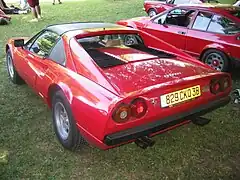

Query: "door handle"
(178, 31), (186, 35)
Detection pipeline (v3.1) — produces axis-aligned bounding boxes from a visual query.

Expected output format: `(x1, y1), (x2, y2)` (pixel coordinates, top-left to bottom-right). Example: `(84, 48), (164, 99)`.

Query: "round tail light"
(210, 79), (221, 94)
(220, 77), (230, 91)
(112, 104), (131, 123)
(131, 98), (148, 118)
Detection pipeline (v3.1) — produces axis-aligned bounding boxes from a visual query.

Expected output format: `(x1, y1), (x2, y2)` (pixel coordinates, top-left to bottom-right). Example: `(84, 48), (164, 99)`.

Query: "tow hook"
(135, 136), (155, 149)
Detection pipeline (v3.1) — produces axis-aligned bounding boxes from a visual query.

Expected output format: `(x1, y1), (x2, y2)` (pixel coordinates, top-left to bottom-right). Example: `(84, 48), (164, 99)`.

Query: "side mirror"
(14, 39), (24, 47)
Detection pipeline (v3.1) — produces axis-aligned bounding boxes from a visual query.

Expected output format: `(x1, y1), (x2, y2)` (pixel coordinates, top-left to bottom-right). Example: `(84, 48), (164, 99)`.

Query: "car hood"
(100, 47), (214, 95)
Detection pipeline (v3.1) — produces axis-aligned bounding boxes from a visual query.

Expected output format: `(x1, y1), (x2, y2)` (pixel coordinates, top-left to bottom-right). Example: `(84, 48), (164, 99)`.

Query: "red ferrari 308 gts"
(6, 22), (231, 151)
(117, 4), (240, 72)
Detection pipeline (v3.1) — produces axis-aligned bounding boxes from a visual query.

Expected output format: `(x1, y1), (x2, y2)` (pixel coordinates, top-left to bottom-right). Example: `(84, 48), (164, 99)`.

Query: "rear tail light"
(210, 79), (221, 94)
(112, 98), (148, 123)
(210, 76), (230, 94)
(112, 104), (131, 123)
(131, 98), (148, 118)
(220, 77), (230, 91)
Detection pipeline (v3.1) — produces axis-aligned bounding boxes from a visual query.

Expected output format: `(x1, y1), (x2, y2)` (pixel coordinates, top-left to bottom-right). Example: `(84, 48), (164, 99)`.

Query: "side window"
(173, 0), (202, 4)
(29, 31), (59, 57)
(153, 13), (167, 24)
(207, 15), (240, 35)
(192, 11), (212, 31)
(165, 8), (196, 27)
(173, 0), (189, 4)
(48, 38), (66, 66)
(25, 31), (42, 49)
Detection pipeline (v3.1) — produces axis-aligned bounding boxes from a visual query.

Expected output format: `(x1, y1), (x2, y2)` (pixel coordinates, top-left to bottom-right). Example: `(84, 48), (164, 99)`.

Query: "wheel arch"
(5, 44), (15, 59)
(148, 8), (157, 15)
(47, 83), (73, 108)
(6, 44), (10, 53)
(200, 44), (230, 60)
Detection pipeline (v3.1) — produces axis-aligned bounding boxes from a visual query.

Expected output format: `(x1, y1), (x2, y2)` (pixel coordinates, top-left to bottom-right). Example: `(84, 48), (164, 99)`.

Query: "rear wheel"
(6, 50), (24, 84)
(52, 90), (87, 151)
(148, 9), (157, 17)
(201, 49), (229, 72)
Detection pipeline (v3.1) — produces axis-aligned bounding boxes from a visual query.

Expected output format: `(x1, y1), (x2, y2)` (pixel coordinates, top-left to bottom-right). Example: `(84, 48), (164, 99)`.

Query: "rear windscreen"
(77, 34), (175, 68)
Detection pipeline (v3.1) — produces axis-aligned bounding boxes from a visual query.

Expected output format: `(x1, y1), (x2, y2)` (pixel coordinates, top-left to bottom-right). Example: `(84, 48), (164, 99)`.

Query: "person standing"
(52, 0), (62, 5)
(27, 0), (41, 22)
(0, 8), (10, 25)
(20, 0), (30, 11)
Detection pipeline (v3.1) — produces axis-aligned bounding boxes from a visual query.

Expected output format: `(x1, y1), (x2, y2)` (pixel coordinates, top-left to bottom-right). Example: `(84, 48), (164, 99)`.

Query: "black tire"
(52, 90), (87, 151)
(148, 9), (157, 17)
(201, 49), (230, 72)
(6, 50), (24, 84)
(191, 117), (211, 126)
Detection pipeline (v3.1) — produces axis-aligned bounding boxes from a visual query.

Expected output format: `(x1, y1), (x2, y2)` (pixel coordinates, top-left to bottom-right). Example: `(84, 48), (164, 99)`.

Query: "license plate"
(160, 85), (201, 108)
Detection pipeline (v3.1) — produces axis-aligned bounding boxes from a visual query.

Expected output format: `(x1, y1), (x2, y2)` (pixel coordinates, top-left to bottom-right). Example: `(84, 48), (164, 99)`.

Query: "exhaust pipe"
(191, 116), (211, 126)
(135, 136), (155, 149)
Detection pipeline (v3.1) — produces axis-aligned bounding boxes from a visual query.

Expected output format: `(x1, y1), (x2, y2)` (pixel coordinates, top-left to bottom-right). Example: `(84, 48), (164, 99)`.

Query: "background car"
(6, 22), (231, 151)
(118, 4), (240, 72)
(144, 0), (219, 16)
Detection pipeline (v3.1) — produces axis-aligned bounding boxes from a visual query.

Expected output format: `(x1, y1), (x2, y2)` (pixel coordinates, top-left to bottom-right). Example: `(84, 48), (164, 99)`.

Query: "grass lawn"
(0, 0), (240, 179)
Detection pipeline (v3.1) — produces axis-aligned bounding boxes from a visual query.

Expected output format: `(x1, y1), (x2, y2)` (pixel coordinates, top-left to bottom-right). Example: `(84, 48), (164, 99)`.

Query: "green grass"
(0, 0), (240, 179)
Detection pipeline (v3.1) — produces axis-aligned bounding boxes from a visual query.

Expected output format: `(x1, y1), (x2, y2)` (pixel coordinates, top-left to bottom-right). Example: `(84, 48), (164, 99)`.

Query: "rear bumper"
(104, 96), (231, 146)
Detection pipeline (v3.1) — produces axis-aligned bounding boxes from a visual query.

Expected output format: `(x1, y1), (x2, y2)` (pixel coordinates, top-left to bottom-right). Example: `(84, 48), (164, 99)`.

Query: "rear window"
(77, 34), (175, 68)
(78, 34), (144, 49)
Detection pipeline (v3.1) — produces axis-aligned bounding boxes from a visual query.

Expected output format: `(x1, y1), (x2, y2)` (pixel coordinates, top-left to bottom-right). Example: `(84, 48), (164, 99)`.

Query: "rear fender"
(201, 44), (230, 58)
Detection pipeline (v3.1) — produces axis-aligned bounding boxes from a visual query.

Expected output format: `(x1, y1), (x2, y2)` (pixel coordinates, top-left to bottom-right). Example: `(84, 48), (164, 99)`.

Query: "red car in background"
(118, 4), (240, 72)
(6, 22), (231, 151)
(144, 0), (219, 16)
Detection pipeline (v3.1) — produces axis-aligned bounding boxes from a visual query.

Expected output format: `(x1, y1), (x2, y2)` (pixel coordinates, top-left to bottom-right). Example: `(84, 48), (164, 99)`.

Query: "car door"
(23, 30), (60, 91)
(185, 11), (240, 58)
(35, 37), (67, 98)
(184, 11), (214, 57)
(144, 8), (196, 51)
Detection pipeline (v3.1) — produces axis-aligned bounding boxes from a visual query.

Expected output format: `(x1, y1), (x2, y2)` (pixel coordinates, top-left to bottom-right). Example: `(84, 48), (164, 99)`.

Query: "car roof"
(45, 22), (129, 35)
(177, 3), (240, 12)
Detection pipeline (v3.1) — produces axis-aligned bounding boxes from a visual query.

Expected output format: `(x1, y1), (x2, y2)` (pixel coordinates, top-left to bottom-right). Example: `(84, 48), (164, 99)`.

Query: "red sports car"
(118, 4), (240, 72)
(144, 0), (219, 17)
(6, 22), (231, 151)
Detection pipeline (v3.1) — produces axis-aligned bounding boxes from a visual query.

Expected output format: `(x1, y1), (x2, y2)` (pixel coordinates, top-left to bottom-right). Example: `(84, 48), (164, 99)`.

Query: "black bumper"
(104, 96), (231, 146)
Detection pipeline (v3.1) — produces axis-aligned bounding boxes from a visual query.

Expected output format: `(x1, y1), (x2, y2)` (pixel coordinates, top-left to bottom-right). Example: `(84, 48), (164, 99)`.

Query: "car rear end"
(74, 30), (232, 149)
(102, 66), (231, 148)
